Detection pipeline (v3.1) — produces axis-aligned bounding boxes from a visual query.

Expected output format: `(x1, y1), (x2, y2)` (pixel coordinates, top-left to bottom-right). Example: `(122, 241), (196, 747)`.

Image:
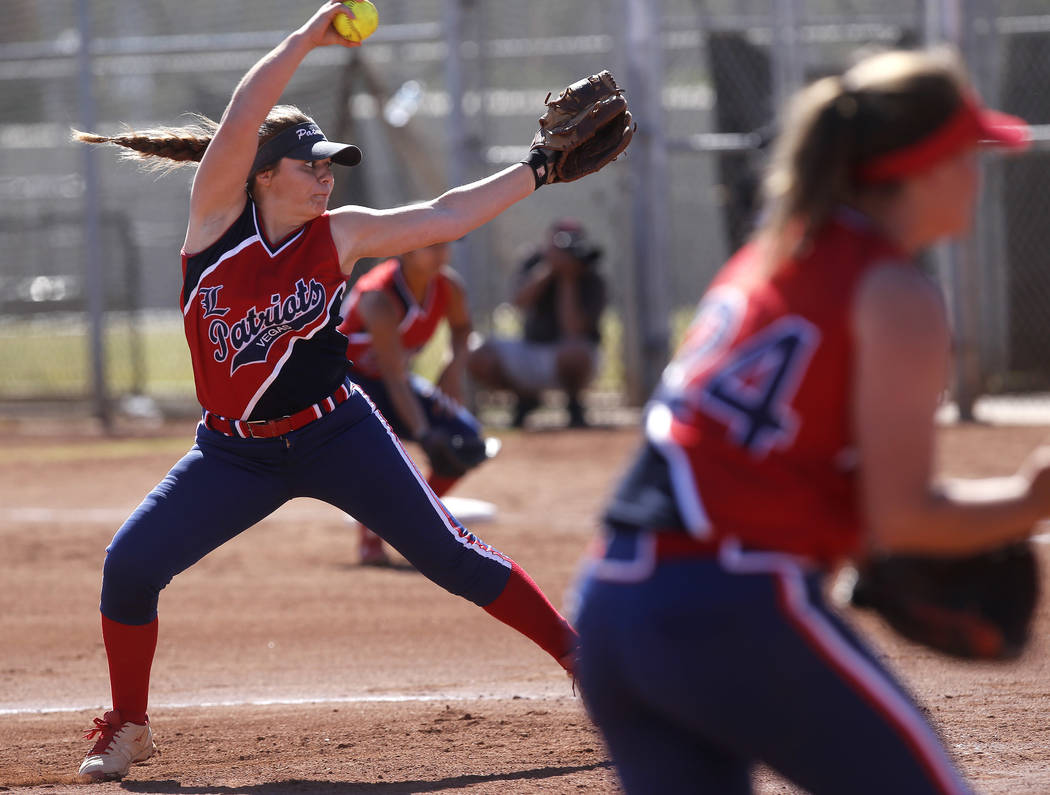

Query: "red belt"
(203, 382), (353, 439)
(651, 531), (726, 560)
(594, 529), (728, 562)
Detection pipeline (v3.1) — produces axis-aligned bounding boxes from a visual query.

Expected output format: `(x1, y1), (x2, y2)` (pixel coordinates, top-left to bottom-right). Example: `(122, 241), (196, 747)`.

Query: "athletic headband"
(250, 121), (362, 174)
(856, 95), (1028, 183)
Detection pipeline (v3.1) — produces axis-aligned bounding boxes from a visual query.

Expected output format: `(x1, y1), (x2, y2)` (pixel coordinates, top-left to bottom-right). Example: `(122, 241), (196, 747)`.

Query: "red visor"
(857, 97), (1029, 183)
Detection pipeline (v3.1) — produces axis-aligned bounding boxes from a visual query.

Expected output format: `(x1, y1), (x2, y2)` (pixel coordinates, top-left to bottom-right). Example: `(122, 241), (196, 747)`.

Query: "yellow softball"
(333, 0), (379, 43)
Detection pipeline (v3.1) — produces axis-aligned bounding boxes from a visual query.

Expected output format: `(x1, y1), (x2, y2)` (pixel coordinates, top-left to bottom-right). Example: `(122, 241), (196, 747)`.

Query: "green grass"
(0, 305), (697, 402)
(0, 435), (196, 464)
(0, 315), (193, 399)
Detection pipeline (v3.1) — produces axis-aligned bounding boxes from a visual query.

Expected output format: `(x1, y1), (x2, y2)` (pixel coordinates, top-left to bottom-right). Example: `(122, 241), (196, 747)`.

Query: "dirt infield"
(2, 418), (1049, 794)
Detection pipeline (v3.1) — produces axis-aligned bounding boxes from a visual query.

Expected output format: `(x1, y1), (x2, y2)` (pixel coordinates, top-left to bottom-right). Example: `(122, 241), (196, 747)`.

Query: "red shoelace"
(83, 711), (121, 753)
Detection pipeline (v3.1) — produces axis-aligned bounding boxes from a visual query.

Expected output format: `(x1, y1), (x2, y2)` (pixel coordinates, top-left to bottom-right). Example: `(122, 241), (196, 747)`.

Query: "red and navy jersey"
(610, 210), (914, 564)
(337, 258), (453, 378)
(181, 198), (350, 421)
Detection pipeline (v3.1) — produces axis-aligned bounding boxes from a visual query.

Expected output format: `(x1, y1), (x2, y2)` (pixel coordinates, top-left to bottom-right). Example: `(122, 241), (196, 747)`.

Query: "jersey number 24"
(696, 316), (820, 458)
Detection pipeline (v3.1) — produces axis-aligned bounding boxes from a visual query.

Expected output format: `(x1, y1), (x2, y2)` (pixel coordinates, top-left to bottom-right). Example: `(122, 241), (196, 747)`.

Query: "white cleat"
(77, 710), (157, 782)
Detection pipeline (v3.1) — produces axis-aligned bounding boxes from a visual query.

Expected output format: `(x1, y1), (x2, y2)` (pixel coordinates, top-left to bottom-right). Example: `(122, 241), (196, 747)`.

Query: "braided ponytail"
(72, 114), (218, 174)
(72, 105), (313, 178)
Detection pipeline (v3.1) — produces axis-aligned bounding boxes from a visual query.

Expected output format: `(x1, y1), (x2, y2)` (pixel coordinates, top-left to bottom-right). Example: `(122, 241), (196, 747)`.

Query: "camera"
(552, 230), (603, 266)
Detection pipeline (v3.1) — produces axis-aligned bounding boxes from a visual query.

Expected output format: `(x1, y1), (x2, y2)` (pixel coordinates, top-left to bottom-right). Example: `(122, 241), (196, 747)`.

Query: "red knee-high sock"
(101, 614), (158, 725)
(427, 473), (460, 498)
(483, 562), (578, 670)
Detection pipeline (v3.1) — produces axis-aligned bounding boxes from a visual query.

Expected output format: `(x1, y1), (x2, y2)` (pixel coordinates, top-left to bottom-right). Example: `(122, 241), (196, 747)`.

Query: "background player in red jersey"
(573, 47), (1050, 794)
(69, 1), (622, 782)
(338, 241), (497, 565)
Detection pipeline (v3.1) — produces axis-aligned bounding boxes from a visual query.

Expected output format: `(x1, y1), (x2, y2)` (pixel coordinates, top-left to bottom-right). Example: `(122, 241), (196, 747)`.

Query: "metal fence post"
(621, 0), (671, 405)
(771, 0), (803, 110)
(926, 0), (979, 421)
(77, 0), (110, 429)
(443, 0), (477, 301)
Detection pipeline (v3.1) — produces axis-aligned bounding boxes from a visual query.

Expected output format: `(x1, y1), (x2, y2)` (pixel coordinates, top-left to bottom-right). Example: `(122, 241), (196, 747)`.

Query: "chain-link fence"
(1, 0), (1047, 423)
(969, 1), (1050, 397)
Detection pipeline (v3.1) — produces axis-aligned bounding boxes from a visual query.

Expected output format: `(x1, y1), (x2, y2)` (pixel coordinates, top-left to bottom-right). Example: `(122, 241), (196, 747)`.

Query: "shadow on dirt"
(120, 761), (613, 793)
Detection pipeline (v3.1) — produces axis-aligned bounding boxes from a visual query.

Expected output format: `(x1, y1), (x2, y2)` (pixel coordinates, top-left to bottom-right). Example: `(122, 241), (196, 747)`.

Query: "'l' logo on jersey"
(198, 286), (230, 318)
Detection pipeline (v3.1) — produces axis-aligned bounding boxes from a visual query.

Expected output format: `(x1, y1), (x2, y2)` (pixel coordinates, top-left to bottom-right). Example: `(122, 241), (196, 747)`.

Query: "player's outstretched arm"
(186, 2), (359, 251)
(328, 69), (634, 271)
(329, 165), (536, 270)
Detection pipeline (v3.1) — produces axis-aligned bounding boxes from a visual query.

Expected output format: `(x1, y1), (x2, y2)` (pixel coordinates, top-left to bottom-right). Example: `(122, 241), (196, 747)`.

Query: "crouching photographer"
(469, 218), (607, 429)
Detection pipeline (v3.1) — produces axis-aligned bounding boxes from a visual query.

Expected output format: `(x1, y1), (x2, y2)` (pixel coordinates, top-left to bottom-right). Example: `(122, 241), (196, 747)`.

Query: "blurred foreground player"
(574, 47), (1050, 795)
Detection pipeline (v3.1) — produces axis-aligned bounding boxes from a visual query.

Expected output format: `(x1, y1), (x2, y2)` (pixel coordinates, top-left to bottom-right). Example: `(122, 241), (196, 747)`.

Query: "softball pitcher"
(574, 47), (1050, 794)
(69, 1), (629, 781)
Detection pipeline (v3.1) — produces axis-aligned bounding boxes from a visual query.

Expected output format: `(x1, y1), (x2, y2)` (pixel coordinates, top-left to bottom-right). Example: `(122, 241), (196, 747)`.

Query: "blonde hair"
(72, 105), (313, 178)
(760, 47), (972, 249)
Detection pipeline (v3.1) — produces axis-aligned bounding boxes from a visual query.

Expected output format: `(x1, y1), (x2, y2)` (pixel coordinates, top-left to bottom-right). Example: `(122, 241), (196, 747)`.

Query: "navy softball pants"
(574, 530), (972, 795)
(100, 383), (511, 625)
